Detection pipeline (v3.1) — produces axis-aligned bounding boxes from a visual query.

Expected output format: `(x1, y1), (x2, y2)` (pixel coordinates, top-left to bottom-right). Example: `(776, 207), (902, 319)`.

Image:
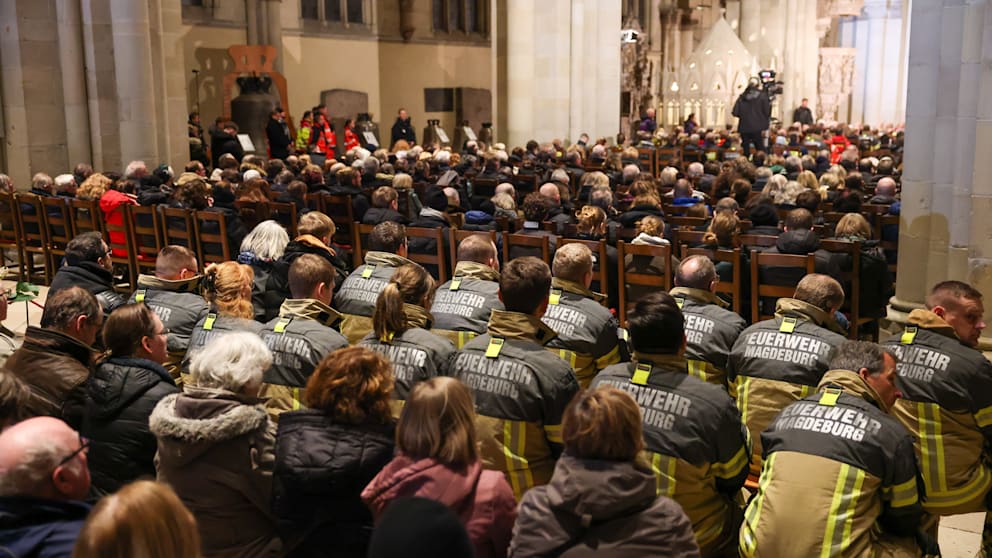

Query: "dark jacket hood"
(543, 455), (658, 523)
(775, 228), (820, 254)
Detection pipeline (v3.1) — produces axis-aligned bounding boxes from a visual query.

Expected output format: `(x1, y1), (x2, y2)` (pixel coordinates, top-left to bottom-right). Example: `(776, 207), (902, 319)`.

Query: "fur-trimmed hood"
(149, 387), (269, 467)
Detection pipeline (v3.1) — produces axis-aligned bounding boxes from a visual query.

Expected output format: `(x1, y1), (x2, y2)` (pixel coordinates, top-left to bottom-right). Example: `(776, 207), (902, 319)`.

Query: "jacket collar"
(453, 261), (500, 282)
(403, 303), (433, 330)
(487, 309), (558, 346)
(23, 326), (93, 366)
(633, 352), (687, 373)
(104, 356), (175, 386)
(278, 298), (343, 327)
(365, 251), (415, 268)
(669, 286), (728, 308)
(775, 298), (847, 336)
(818, 369), (890, 413)
(292, 234), (337, 257)
(907, 309), (961, 342)
(552, 277), (606, 304)
(136, 274), (201, 293)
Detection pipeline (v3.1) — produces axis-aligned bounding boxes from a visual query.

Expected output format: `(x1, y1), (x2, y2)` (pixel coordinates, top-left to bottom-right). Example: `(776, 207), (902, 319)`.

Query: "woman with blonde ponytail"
(180, 261), (265, 377)
(360, 264), (456, 411)
(571, 205), (619, 308)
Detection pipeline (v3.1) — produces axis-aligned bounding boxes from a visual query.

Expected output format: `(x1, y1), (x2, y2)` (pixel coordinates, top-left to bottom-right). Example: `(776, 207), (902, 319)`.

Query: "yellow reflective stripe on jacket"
(976, 405), (992, 429)
(884, 477), (920, 509)
(291, 387), (302, 411)
(502, 420), (535, 500)
(595, 345), (621, 370)
(737, 376), (752, 428)
(556, 349), (578, 369)
(687, 359), (711, 383)
(543, 423), (563, 444)
(646, 451), (678, 498)
(457, 331), (476, 349)
(924, 465), (992, 509)
(741, 452), (777, 557)
(820, 463), (865, 558)
(711, 444), (749, 480)
(917, 401), (946, 493)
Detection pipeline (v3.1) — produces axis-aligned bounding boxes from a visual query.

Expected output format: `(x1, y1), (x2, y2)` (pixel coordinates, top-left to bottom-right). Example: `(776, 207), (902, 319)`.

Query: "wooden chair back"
(503, 233), (552, 267)
(675, 230), (707, 254)
(820, 239), (871, 339)
(617, 240), (672, 324)
(669, 216), (707, 230)
(267, 201), (299, 237)
(750, 250), (816, 323)
(739, 233), (779, 250)
(234, 200), (267, 231)
(352, 223), (375, 267)
(42, 197), (73, 274)
(128, 205), (164, 276)
(876, 214), (899, 279)
(637, 148), (657, 177)
(323, 194), (355, 247)
(69, 198), (104, 236)
(160, 207), (197, 251)
(14, 194), (51, 284)
(406, 226), (449, 283)
(472, 178), (498, 199)
(0, 192), (23, 279)
(104, 205), (137, 290)
(560, 238), (609, 307)
(193, 210), (232, 265)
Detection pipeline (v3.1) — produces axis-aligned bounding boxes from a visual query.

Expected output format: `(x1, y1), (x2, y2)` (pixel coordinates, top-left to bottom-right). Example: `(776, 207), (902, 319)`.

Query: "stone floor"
(0, 280), (986, 556)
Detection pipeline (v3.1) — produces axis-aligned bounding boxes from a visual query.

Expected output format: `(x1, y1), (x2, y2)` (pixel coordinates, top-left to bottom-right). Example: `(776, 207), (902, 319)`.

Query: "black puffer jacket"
(49, 262), (126, 316)
(81, 356), (178, 495)
(272, 409), (395, 558)
(263, 236), (352, 322)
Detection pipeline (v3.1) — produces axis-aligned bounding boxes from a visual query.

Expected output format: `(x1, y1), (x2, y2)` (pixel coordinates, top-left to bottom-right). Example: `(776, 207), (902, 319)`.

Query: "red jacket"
(99, 190), (137, 256)
(313, 121), (337, 154)
(362, 456), (516, 558)
(345, 127), (360, 152)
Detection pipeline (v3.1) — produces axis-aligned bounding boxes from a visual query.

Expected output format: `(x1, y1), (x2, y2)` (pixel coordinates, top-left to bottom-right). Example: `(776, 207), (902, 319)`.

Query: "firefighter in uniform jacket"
(543, 243), (622, 389)
(728, 274), (848, 477)
(451, 257), (580, 500)
(883, 280), (992, 519)
(590, 292), (750, 557)
(741, 341), (930, 558)
(260, 255), (349, 420)
(128, 246), (209, 380)
(670, 255), (747, 391)
(432, 235), (504, 348)
(334, 222), (416, 344)
(359, 264), (456, 415)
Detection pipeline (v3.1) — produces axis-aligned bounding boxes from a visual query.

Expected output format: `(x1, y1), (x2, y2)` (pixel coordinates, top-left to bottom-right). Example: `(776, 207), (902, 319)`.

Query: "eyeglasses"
(57, 435), (90, 468)
(156, 327), (170, 336)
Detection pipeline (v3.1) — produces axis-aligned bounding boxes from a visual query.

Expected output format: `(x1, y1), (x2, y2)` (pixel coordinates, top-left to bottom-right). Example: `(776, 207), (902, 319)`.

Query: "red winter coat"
(362, 455), (516, 558)
(345, 127), (360, 152)
(313, 121), (337, 155)
(99, 189), (137, 257)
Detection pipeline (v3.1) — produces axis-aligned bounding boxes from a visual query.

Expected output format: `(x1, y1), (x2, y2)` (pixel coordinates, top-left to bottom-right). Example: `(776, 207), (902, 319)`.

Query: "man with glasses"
(48, 231), (126, 317)
(0, 417), (92, 556)
(4, 287), (101, 428)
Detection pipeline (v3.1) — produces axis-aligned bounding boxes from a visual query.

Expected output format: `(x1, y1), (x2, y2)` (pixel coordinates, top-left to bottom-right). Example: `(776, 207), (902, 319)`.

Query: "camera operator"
(732, 77), (772, 157)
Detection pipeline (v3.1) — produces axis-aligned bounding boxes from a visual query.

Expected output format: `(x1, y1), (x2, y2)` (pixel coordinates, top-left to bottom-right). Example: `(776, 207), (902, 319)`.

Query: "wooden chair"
(876, 214), (899, 279)
(42, 197), (73, 276)
(669, 216), (707, 230)
(637, 148), (657, 177)
(511, 174), (539, 199)
(104, 206), (138, 290)
(750, 250), (816, 323)
(684, 246), (743, 316)
(449, 229), (497, 274)
(267, 201), (299, 238)
(739, 233), (779, 250)
(234, 200), (267, 231)
(160, 207), (197, 251)
(560, 237), (609, 307)
(193, 210), (232, 265)
(304, 192), (325, 213)
(323, 194), (355, 247)
(13, 194), (51, 284)
(472, 178), (498, 199)
(503, 233), (553, 267)
(406, 226), (449, 283)
(820, 239), (873, 339)
(128, 205), (164, 277)
(657, 147), (682, 167)
(69, 198), (104, 237)
(617, 240), (673, 324)
(495, 216), (521, 233)
(675, 230), (707, 255)
(352, 223), (375, 267)
(0, 192), (23, 279)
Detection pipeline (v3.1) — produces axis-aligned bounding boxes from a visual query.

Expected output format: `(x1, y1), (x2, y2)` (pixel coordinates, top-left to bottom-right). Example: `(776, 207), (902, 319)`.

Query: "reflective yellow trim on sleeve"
(886, 477), (920, 509)
(687, 359), (711, 383)
(595, 345), (621, 370)
(557, 349), (577, 369)
(646, 451), (678, 498)
(712, 444), (749, 480)
(917, 401), (947, 494)
(543, 423), (563, 444)
(741, 452), (776, 557)
(456, 331), (476, 349)
(502, 420), (534, 500)
(976, 405), (992, 429)
(291, 387), (302, 411)
(820, 463), (865, 558)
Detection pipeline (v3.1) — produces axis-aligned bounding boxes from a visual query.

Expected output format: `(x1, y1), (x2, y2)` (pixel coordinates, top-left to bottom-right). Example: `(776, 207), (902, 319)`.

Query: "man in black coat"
(732, 78), (771, 157)
(266, 107), (293, 161)
(792, 98), (814, 127)
(48, 232), (126, 316)
(390, 108), (416, 148)
(211, 121), (244, 168)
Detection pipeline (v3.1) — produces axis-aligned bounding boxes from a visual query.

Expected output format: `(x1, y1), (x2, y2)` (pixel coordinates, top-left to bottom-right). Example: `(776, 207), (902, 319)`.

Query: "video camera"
(758, 69), (784, 100)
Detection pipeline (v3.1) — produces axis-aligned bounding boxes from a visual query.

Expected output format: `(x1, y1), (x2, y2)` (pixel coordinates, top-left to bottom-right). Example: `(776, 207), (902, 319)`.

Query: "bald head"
(0, 417), (90, 500)
(675, 255), (718, 292)
(875, 177), (897, 197)
(539, 182), (561, 203)
(794, 274), (845, 313)
(456, 234), (499, 270)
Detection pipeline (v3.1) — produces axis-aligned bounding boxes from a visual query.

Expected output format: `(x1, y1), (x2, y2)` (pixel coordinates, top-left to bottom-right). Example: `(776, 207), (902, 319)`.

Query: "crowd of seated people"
(6, 122), (982, 558)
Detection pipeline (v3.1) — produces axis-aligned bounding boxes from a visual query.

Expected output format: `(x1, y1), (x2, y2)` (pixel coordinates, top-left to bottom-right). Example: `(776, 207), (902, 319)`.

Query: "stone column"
(894, 0), (992, 337)
(265, 0), (284, 73)
(56, 0), (93, 168)
(503, 0), (621, 148)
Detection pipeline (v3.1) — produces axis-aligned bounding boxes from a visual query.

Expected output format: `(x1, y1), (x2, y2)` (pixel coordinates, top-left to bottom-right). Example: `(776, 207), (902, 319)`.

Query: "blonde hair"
(636, 215), (665, 237)
(702, 212), (739, 247)
(797, 170), (818, 191)
(298, 211), (336, 240)
(552, 242), (593, 283)
(77, 173), (112, 201)
(201, 262), (254, 319)
(392, 173), (413, 190)
(835, 213), (872, 239)
(491, 193), (516, 211)
(575, 205), (606, 235)
(372, 264), (436, 341)
(397, 377), (479, 468)
(72, 480), (201, 558)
